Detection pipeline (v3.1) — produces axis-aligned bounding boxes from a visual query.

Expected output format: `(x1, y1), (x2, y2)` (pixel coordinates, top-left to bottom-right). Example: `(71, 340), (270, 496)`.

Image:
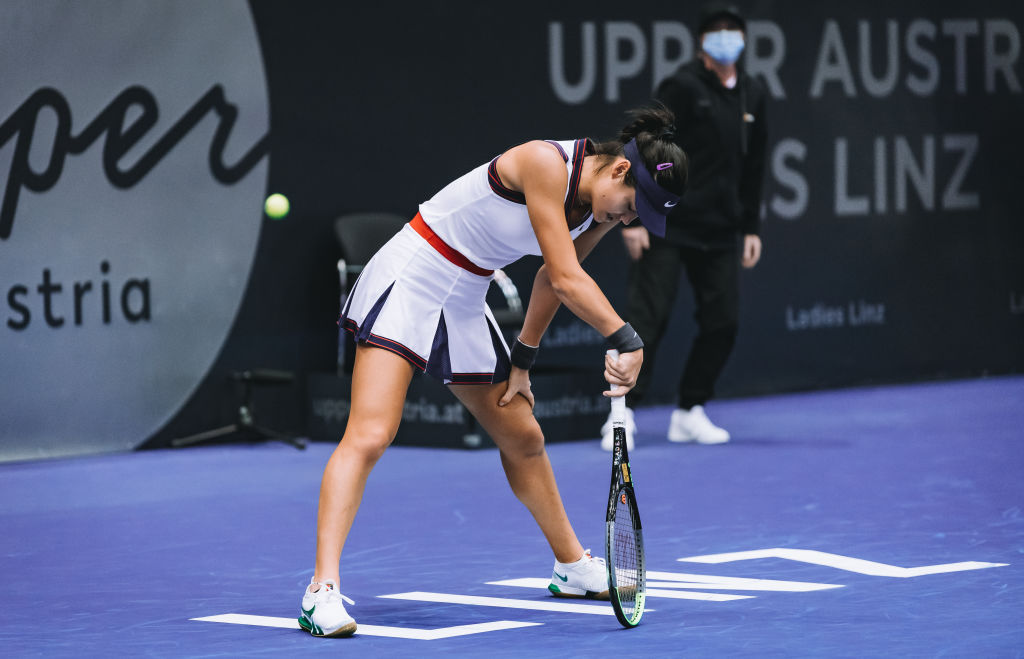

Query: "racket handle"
(607, 349), (626, 423)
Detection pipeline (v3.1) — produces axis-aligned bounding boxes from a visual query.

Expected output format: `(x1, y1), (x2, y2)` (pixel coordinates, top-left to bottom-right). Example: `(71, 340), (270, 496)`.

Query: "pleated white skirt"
(340, 224), (511, 384)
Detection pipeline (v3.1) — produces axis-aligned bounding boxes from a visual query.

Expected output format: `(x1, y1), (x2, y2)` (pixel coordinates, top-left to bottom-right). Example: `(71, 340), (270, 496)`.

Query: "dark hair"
(592, 105), (688, 196)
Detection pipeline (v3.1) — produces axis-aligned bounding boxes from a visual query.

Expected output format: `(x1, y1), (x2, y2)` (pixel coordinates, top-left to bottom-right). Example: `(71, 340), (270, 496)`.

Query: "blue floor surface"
(1, 376), (1021, 657)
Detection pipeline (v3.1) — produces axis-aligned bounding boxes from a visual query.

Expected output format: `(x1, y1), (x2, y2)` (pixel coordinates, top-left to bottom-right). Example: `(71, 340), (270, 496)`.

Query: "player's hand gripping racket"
(604, 349), (646, 628)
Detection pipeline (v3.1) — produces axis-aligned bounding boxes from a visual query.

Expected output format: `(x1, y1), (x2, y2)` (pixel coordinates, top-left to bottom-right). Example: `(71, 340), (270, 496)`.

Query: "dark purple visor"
(623, 138), (680, 238)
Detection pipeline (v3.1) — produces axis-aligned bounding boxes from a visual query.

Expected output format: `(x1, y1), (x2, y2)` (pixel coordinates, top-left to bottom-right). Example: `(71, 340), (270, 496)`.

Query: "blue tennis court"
(2, 376), (1021, 657)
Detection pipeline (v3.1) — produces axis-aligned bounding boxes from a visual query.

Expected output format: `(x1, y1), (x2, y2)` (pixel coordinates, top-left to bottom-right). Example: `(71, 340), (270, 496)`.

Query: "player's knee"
(507, 426), (546, 460)
(340, 426), (395, 463)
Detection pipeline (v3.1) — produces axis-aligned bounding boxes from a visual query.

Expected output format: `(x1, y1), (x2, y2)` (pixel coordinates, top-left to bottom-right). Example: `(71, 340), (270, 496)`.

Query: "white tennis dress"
(340, 139), (594, 384)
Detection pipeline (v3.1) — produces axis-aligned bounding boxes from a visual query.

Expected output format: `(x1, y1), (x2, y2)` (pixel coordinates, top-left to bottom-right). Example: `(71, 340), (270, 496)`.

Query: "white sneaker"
(298, 579), (357, 637)
(600, 406), (635, 451)
(548, 549), (609, 600)
(668, 405), (730, 444)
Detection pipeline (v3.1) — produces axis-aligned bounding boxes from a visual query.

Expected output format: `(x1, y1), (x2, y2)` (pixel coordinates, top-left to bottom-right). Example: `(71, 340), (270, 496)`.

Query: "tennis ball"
(264, 193), (290, 219)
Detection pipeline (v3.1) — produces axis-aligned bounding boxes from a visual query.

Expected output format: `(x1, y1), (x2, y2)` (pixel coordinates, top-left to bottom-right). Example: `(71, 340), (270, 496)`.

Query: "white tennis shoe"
(548, 549), (610, 600)
(600, 406), (636, 451)
(668, 405), (730, 444)
(298, 579), (356, 638)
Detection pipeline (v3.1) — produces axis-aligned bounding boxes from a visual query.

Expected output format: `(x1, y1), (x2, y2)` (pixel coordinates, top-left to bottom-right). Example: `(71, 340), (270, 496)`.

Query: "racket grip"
(607, 349), (626, 423)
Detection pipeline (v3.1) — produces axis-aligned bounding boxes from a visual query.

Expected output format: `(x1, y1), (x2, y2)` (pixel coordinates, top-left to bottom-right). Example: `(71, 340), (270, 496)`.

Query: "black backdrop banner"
(159, 0), (1024, 446)
(3, 1), (1020, 457)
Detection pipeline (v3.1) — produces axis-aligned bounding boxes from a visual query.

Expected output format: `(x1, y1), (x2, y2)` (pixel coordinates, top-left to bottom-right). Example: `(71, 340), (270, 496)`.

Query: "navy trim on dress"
(486, 138), (592, 232)
(425, 312), (453, 382)
(343, 317), (428, 369)
(339, 280), (510, 385)
(545, 140), (569, 160)
(353, 282), (395, 344)
(564, 138), (587, 224)
(488, 315), (512, 384)
(487, 158), (526, 204)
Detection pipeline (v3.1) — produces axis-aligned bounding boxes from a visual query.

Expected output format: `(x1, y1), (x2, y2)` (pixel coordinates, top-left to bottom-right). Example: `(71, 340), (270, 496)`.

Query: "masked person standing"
(602, 2), (768, 450)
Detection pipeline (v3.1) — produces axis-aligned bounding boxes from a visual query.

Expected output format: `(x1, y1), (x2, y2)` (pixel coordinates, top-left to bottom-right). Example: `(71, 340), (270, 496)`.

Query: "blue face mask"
(702, 29), (745, 65)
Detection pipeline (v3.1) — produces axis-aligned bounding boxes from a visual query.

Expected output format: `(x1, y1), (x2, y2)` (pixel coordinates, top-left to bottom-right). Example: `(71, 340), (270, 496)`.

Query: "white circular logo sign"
(0, 1), (269, 460)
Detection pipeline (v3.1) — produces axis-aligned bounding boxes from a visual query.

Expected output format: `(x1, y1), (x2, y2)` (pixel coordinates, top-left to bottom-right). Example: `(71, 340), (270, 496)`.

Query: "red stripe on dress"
(410, 213), (494, 277)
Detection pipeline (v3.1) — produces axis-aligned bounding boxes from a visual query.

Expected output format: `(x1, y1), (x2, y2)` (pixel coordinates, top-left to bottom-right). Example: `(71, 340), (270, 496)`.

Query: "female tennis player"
(299, 107), (687, 637)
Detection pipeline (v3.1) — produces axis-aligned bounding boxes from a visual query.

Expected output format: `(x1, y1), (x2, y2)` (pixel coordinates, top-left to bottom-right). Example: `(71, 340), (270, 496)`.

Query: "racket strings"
(612, 492), (640, 614)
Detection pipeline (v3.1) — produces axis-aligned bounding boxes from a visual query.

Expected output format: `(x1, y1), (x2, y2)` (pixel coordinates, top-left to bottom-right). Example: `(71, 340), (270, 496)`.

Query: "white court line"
(678, 549), (1009, 577)
(645, 588), (751, 601)
(487, 578), (752, 601)
(379, 591), (631, 615)
(191, 613), (540, 640)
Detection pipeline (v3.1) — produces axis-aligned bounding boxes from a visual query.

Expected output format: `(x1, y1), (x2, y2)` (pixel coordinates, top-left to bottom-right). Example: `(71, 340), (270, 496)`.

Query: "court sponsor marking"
(191, 613), (540, 639)
(192, 550), (1007, 639)
(679, 549), (1009, 577)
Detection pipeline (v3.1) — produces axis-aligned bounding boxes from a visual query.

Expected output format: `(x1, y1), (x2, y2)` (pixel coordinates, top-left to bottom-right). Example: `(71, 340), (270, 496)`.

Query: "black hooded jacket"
(655, 58), (768, 249)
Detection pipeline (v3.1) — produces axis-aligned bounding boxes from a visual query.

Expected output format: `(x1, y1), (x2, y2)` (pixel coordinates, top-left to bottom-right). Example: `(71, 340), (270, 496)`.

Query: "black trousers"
(624, 237), (740, 410)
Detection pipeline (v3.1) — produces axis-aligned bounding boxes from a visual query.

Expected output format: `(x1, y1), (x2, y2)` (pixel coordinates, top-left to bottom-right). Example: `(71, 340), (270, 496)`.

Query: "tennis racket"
(604, 349), (646, 628)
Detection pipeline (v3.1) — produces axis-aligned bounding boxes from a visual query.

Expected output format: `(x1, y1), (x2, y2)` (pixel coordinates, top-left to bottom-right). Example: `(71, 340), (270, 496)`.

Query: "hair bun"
(658, 125), (677, 141)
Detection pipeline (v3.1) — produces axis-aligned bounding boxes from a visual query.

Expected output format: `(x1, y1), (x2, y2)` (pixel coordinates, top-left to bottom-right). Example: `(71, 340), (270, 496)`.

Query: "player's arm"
(507, 142), (625, 342)
(499, 142), (640, 395)
(519, 219), (618, 346)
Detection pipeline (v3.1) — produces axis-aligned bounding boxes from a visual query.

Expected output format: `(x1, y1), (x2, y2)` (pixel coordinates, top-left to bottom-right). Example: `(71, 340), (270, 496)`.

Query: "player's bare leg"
(314, 344), (415, 583)
(450, 383), (585, 564)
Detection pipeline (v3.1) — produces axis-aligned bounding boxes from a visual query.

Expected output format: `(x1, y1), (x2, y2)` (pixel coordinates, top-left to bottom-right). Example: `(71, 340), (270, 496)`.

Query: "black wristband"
(510, 337), (539, 370)
(604, 323), (644, 353)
